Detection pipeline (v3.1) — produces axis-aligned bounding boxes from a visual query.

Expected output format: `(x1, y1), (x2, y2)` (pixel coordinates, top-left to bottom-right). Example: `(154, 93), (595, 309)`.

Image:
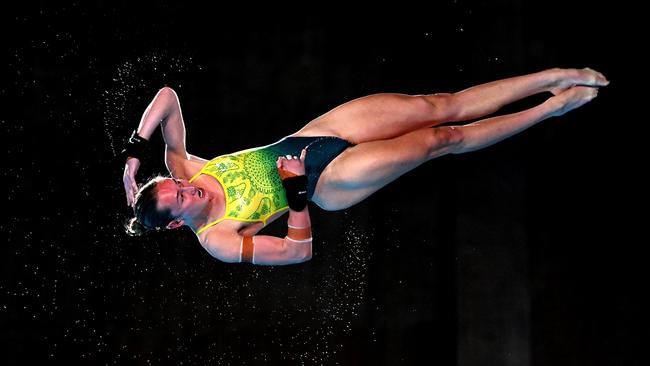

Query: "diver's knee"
(311, 197), (336, 211)
(310, 193), (347, 212)
(427, 126), (465, 156)
(421, 93), (458, 122)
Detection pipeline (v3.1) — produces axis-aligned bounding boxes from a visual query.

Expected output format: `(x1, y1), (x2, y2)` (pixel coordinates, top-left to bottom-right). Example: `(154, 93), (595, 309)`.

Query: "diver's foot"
(549, 67), (609, 95)
(546, 85), (599, 117)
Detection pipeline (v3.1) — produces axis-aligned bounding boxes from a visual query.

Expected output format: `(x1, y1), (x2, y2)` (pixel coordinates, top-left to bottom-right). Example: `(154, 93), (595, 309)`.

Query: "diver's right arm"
(202, 223), (313, 266)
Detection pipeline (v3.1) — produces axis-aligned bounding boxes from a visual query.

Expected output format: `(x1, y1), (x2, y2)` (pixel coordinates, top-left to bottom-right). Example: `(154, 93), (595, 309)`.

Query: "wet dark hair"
(125, 175), (175, 236)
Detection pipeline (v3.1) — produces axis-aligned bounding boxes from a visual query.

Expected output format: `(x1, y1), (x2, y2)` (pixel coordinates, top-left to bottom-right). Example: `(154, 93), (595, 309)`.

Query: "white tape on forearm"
(286, 236), (313, 243)
(287, 224), (309, 229)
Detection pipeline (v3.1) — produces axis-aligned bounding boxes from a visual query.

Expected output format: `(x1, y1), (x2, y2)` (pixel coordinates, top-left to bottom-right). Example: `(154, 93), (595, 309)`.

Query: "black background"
(2, 1), (644, 365)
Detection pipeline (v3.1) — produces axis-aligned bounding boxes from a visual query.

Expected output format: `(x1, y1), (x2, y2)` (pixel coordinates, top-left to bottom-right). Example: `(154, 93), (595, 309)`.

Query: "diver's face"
(156, 178), (209, 220)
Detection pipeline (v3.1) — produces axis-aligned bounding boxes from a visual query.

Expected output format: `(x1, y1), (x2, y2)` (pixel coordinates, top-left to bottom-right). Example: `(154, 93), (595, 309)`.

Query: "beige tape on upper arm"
(241, 236), (254, 263)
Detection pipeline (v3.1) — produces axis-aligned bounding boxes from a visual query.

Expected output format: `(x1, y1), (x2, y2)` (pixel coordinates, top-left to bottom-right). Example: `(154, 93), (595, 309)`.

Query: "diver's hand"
(276, 148), (307, 179)
(123, 157), (140, 207)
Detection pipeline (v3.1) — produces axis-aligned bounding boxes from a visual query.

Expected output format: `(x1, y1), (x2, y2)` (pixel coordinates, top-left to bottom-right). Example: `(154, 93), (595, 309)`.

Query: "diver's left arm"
(122, 87), (188, 206)
(133, 86), (187, 158)
(124, 87), (201, 205)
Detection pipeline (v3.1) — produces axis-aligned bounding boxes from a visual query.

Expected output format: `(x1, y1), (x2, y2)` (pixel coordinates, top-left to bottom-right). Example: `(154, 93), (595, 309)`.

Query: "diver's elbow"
(301, 246), (312, 263)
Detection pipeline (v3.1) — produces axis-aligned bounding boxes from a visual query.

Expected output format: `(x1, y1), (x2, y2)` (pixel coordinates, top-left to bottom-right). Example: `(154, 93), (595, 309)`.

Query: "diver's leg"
(293, 68), (607, 144)
(310, 126), (463, 210)
(311, 86), (599, 210)
(434, 67), (607, 122)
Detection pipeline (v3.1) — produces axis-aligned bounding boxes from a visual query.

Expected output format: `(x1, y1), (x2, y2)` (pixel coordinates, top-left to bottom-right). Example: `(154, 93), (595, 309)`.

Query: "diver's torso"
(186, 166), (288, 232)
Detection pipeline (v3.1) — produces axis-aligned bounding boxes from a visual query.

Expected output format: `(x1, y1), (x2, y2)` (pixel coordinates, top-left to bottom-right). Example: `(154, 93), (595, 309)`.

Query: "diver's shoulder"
(165, 154), (207, 179)
(196, 224), (241, 263)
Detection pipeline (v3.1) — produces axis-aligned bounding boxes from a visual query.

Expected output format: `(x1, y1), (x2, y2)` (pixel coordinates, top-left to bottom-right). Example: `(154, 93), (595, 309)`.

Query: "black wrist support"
(121, 130), (149, 161)
(282, 175), (308, 211)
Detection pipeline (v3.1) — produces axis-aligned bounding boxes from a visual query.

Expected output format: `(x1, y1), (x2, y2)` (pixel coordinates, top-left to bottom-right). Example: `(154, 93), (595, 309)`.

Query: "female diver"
(122, 67), (608, 265)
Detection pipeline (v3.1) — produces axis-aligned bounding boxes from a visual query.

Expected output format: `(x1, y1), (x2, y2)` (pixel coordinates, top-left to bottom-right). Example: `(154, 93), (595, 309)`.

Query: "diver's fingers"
(124, 176), (137, 206)
(299, 148), (307, 161)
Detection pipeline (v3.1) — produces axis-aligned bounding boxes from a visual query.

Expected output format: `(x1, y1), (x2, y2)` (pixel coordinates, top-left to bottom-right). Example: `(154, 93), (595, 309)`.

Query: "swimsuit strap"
(196, 216), (226, 235)
(188, 169), (203, 183)
(189, 166), (226, 235)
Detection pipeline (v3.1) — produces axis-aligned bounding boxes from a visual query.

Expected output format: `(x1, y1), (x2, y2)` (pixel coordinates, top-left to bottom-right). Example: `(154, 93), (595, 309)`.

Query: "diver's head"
(126, 176), (172, 236)
(126, 176), (210, 236)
